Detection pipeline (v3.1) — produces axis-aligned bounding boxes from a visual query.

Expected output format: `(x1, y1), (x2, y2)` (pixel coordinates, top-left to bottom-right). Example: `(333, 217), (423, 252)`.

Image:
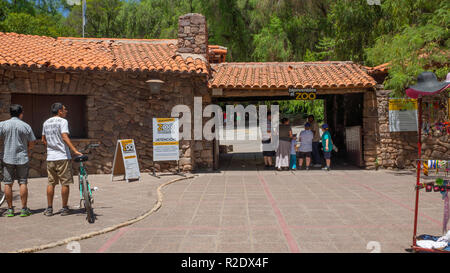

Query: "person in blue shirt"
(0, 104), (36, 217)
(321, 124), (333, 171)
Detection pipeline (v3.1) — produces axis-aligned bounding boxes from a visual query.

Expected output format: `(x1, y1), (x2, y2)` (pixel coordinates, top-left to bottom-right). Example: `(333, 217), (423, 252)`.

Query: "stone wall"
(362, 89), (380, 169)
(0, 68), (214, 177)
(376, 89), (449, 169)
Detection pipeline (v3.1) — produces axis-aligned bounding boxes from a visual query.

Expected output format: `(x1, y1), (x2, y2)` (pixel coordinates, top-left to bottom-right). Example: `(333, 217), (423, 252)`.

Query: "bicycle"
(0, 188), (4, 208)
(74, 143), (99, 223)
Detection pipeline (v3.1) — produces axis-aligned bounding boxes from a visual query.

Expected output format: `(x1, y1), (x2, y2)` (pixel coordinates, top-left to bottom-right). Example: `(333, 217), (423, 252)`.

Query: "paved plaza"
(0, 127), (446, 253)
(0, 153), (445, 253)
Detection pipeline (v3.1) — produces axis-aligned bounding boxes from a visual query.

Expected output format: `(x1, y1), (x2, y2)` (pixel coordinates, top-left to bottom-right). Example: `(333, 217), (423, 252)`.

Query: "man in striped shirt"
(0, 104), (36, 217)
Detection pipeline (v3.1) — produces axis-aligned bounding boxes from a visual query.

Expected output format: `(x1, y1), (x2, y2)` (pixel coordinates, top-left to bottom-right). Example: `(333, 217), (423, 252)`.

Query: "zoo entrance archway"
(207, 62), (379, 171)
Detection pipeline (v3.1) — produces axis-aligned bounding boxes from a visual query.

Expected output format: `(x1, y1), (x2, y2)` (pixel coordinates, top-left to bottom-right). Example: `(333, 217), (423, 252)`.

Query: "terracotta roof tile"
(0, 32), (208, 75)
(363, 63), (390, 74)
(209, 62), (376, 89)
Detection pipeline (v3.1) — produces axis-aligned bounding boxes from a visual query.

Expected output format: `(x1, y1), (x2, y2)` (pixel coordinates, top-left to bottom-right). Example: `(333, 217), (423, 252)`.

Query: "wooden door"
(345, 125), (363, 167)
(11, 94), (87, 138)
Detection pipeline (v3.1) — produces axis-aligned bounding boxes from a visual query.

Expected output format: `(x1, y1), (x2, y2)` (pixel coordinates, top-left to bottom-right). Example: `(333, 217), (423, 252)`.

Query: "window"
(11, 94), (87, 138)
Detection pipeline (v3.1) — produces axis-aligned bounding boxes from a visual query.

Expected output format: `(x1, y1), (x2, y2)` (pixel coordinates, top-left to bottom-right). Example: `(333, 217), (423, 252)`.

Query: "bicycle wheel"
(81, 177), (95, 223)
(0, 189), (5, 207)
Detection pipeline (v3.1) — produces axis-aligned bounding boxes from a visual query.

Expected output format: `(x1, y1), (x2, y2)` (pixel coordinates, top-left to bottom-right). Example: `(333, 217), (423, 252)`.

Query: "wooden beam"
(213, 88), (371, 98)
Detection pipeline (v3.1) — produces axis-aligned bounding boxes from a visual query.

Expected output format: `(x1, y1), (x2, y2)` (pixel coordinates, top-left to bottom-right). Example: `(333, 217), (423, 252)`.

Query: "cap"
(304, 122), (311, 127)
(322, 124), (329, 129)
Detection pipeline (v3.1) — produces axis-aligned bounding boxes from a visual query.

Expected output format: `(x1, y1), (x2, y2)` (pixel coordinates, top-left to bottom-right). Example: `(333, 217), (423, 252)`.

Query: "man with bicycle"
(42, 103), (82, 216)
(0, 104), (36, 217)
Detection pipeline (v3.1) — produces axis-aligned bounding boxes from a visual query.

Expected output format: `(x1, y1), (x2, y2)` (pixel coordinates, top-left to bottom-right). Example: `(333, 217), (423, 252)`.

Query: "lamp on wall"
(146, 79), (165, 95)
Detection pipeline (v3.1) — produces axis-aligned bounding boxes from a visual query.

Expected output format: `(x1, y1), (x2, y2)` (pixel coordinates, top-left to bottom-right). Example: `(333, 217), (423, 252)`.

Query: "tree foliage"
(0, 0), (448, 100)
(365, 0), (449, 96)
(252, 15), (291, 62)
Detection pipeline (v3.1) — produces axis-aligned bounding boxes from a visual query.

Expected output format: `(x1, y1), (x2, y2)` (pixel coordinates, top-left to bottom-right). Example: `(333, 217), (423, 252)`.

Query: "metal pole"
(82, 0), (86, 38)
(412, 97), (422, 247)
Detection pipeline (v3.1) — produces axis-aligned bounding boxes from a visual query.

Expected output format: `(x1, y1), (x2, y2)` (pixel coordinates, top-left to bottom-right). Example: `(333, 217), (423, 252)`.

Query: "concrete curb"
(11, 175), (196, 253)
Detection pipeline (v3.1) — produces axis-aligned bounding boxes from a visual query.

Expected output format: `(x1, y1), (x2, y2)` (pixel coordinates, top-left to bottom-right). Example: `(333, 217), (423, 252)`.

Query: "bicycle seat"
(74, 155), (88, 162)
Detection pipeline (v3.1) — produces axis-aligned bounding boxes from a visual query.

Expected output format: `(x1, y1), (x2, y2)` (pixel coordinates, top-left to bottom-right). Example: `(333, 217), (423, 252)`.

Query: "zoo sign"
(289, 88), (317, 100)
(153, 118), (180, 161)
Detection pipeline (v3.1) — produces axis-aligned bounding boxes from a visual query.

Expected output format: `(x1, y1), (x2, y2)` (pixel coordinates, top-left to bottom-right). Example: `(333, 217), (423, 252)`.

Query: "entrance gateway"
(208, 62), (378, 170)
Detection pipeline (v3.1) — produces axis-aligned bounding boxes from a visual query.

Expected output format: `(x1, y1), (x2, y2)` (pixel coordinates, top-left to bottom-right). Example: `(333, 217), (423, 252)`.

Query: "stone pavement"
(4, 151), (442, 253)
(0, 173), (177, 253)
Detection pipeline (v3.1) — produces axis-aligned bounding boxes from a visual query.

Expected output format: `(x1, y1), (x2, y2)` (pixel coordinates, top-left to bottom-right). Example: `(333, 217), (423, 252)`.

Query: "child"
(289, 134), (297, 170)
(321, 124), (333, 171)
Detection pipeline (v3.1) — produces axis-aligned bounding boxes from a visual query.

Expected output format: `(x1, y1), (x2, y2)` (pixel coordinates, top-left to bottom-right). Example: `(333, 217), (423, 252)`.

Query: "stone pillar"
(362, 89), (379, 169)
(177, 13), (208, 58)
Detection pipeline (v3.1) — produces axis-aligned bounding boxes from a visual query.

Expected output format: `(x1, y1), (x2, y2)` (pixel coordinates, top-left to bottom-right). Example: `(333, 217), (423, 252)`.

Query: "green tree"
(366, 0), (449, 96)
(0, 1), (9, 21)
(252, 15), (292, 61)
(200, 0), (250, 61)
(0, 12), (66, 36)
(329, 0), (383, 62)
(8, 0), (36, 15)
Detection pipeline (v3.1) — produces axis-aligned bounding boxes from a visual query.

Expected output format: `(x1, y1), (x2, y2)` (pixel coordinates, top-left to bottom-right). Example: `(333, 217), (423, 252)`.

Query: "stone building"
(0, 14), (215, 176)
(0, 13), (448, 177)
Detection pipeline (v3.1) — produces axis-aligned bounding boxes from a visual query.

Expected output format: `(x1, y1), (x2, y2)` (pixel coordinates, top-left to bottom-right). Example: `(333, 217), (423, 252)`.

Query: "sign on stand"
(389, 99), (418, 132)
(111, 139), (141, 182)
(152, 118), (183, 177)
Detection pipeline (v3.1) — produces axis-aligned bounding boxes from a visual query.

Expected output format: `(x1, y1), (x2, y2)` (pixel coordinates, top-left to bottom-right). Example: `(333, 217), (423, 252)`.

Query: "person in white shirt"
(42, 103), (82, 216)
(296, 122), (314, 170)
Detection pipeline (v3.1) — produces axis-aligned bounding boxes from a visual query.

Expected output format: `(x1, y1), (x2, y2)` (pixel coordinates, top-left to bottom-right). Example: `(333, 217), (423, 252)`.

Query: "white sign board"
(153, 118), (179, 161)
(111, 139), (141, 182)
(389, 99), (418, 132)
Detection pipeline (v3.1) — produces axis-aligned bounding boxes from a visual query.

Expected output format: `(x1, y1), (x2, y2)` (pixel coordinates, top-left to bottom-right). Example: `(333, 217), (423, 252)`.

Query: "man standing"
(297, 122), (314, 170)
(308, 115), (321, 167)
(42, 103), (82, 216)
(0, 104), (36, 217)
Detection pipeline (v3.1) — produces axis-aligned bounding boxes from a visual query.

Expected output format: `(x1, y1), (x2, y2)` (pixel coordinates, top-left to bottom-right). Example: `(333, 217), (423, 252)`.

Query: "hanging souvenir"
(428, 160), (436, 169)
(444, 121), (450, 135)
(423, 162), (429, 176)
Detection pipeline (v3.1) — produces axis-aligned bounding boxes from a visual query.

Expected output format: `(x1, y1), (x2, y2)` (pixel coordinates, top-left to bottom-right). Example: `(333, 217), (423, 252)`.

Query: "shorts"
(323, 151), (331, 159)
(296, 151), (312, 159)
(262, 150), (275, 157)
(47, 160), (74, 186)
(262, 139), (275, 157)
(3, 162), (29, 185)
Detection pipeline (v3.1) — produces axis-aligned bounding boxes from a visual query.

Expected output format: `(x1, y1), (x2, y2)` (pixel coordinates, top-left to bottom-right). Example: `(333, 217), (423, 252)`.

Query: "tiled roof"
(0, 32), (208, 74)
(363, 63), (390, 75)
(208, 45), (227, 63)
(209, 62), (376, 89)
